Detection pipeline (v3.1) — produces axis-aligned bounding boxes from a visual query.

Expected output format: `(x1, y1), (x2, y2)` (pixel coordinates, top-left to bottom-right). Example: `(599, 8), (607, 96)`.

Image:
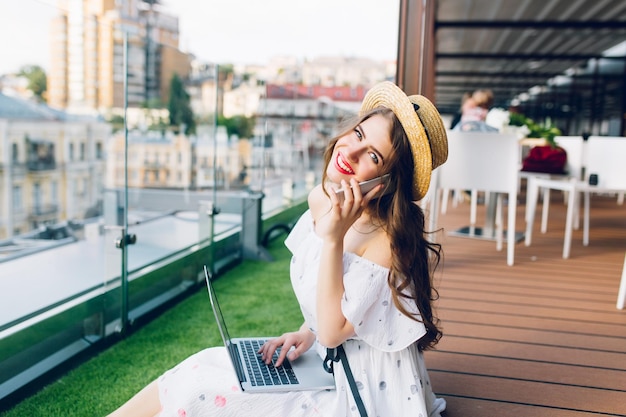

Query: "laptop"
(203, 265), (335, 393)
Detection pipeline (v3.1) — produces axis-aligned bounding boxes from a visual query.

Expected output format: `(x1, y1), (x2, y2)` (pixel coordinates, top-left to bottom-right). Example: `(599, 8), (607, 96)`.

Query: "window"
(12, 186), (22, 211)
(33, 182), (41, 210)
(69, 143), (75, 161)
(51, 181), (58, 204)
(68, 178), (75, 199)
(12, 143), (18, 162)
(80, 143), (86, 161)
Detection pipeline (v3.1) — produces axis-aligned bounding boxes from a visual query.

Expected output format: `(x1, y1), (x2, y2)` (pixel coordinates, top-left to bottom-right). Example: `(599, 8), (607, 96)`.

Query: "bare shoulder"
(361, 230), (392, 269)
(346, 225), (392, 269)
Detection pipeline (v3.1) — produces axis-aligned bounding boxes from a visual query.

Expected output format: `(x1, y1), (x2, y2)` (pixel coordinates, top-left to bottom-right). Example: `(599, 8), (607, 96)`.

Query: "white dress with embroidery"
(156, 210), (446, 417)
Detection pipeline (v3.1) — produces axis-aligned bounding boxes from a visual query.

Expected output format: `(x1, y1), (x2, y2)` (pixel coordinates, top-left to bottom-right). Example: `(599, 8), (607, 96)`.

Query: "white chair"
(444, 136), (583, 235)
(440, 131), (477, 224)
(526, 136), (626, 258)
(430, 131), (521, 265)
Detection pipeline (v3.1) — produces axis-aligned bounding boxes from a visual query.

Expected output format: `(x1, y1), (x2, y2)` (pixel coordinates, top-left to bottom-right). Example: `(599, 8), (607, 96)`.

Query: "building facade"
(48, 0), (191, 115)
(0, 93), (109, 239)
(105, 127), (251, 191)
(105, 131), (192, 189)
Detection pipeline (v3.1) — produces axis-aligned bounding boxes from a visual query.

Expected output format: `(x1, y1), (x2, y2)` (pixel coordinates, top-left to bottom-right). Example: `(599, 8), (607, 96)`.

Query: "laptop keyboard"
(240, 339), (299, 386)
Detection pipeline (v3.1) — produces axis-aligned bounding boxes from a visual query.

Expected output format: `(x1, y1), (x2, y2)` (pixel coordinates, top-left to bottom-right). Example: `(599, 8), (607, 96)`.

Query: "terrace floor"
(425, 190), (626, 416)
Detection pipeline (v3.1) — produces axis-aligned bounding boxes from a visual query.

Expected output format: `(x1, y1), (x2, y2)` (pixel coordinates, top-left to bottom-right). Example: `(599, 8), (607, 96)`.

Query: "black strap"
(324, 345), (368, 417)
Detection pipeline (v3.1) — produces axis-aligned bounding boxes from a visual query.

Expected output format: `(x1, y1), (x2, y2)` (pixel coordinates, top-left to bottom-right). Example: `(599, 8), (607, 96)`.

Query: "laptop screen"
(203, 265), (246, 382)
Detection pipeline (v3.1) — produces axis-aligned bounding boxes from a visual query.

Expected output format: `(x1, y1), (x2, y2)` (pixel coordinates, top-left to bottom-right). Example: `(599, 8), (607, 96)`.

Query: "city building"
(105, 130), (192, 190)
(301, 56), (394, 87)
(187, 61), (232, 121)
(253, 55), (395, 89)
(0, 74), (32, 100)
(222, 81), (265, 119)
(0, 92), (109, 239)
(193, 125), (252, 190)
(47, 0), (191, 117)
(105, 126), (251, 191)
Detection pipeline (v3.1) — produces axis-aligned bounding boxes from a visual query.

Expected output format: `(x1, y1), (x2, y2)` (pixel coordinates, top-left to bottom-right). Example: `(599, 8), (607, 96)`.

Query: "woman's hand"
(315, 178), (383, 242)
(257, 325), (315, 367)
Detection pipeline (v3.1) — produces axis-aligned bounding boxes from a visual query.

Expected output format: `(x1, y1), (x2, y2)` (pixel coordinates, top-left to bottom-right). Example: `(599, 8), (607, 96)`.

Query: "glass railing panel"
(1, 0), (401, 401)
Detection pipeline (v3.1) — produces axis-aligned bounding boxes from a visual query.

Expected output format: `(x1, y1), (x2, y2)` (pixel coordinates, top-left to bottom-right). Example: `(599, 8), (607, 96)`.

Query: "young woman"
(107, 81), (449, 417)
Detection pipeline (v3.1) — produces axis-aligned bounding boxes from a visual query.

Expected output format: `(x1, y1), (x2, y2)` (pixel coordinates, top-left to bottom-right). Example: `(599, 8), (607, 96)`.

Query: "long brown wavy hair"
(321, 107), (443, 351)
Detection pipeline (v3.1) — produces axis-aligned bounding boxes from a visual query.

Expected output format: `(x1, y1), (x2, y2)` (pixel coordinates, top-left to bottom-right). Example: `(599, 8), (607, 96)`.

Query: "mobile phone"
(334, 174), (393, 201)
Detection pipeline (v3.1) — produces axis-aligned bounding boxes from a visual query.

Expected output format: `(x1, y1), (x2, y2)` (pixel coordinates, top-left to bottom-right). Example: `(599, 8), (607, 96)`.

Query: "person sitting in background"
(449, 91), (472, 130)
(452, 88), (498, 132)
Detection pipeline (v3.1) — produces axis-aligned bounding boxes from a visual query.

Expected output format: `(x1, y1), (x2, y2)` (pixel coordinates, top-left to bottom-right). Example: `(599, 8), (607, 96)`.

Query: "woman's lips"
(335, 153), (354, 175)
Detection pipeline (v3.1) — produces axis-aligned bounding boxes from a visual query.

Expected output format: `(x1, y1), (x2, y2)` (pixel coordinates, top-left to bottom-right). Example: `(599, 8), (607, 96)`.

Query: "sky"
(0, 0), (400, 75)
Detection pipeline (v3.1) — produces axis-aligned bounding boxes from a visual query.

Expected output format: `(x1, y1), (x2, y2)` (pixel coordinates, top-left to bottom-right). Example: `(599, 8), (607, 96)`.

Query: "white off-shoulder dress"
(156, 210), (446, 417)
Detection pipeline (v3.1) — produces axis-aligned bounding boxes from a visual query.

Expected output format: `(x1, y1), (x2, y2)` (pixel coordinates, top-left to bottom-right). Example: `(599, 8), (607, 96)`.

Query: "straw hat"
(360, 81), (448, 201)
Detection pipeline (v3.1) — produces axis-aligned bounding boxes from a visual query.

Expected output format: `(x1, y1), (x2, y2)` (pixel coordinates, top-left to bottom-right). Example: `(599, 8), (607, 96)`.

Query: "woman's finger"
(259, 337), (281, 362)
(274, 344), (291, 367)
(342, 179), (354, 204)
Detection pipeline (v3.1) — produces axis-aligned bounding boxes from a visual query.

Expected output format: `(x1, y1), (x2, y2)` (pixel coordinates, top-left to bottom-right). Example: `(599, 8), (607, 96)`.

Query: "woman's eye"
(354, 128), (363, 140)
(369, 152), (379, 164)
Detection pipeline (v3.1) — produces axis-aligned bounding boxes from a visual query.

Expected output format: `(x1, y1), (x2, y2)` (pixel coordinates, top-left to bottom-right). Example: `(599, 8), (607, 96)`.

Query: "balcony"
(28, 204), (59, 219)
(26, 159), (56, 172)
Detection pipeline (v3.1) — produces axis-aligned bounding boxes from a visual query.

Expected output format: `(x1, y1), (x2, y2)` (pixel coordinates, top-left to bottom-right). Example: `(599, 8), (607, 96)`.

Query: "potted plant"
(509, 112), (566, 174)
(508, 112), (561, 147)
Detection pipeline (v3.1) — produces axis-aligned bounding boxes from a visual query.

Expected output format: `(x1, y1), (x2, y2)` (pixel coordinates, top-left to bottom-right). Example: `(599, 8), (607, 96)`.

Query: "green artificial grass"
(1, 238), (303, 417)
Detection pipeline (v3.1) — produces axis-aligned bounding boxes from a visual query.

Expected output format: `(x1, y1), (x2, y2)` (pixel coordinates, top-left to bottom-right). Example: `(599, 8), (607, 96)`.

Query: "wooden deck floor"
(423, 192), (626, 416)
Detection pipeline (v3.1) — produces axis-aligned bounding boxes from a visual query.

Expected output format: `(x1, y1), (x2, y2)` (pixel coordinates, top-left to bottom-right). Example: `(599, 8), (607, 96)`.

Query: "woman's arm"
(315, 238), (355, 347)
(312, 179), (380, 347)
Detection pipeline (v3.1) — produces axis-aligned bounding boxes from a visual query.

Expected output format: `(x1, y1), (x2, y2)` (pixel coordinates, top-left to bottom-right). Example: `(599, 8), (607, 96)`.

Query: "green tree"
(217, 115), (256, 139)
(107, 114), (125, 133)
(167, 73), (195, 135)
(19, 65), (47, 102)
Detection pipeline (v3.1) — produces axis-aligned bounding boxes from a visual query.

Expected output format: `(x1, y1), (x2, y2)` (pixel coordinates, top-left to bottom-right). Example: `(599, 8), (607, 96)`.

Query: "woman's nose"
(345, 143), (365, 161)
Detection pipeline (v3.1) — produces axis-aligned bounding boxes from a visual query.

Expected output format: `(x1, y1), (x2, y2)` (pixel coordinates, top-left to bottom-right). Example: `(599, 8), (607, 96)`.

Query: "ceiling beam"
(437, 71), (561, 78)
(437, 71), (625, 79)
(436, 20), (626, 29)
(437, 52), (626, 60)
(437, 82), (547, 89)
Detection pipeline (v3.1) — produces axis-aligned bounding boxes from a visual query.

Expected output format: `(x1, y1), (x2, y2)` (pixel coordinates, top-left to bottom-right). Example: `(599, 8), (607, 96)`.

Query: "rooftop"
(0, 92), (104, 122)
